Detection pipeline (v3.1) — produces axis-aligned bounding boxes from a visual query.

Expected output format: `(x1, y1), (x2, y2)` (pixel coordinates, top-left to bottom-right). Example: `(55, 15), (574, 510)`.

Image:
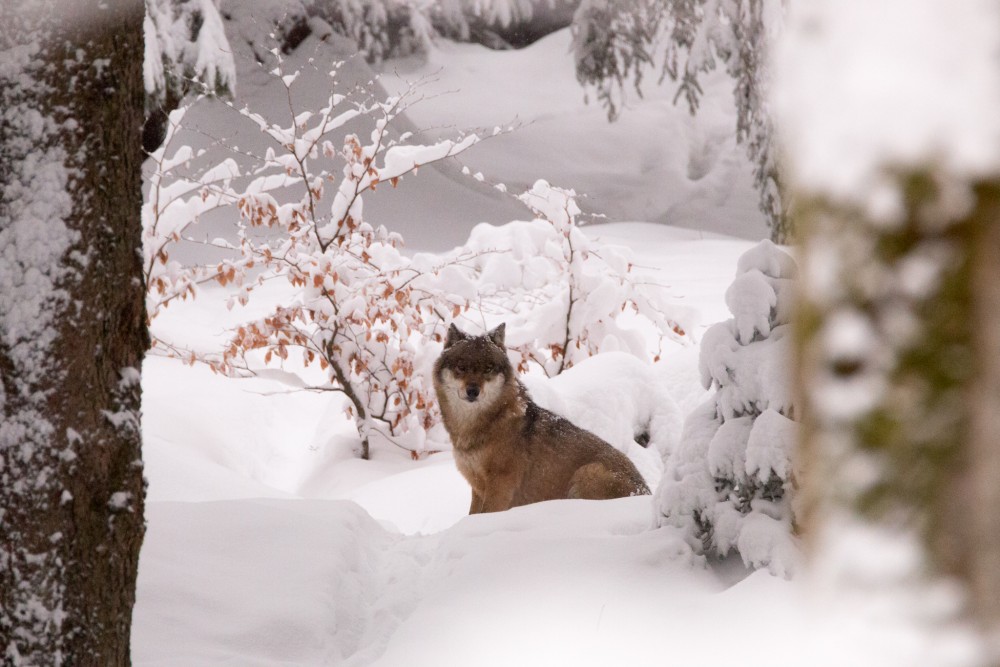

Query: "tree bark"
(967, 184), (1000, 638)
(0, 0), (148, 664)
(796, 175), (1000, 645)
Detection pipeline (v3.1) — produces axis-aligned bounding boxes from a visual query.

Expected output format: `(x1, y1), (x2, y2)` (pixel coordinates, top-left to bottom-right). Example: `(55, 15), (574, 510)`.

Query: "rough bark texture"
(967, 184), (1000, 642)
(0, 0), (148, 664)
(796, 176), (1000, 645)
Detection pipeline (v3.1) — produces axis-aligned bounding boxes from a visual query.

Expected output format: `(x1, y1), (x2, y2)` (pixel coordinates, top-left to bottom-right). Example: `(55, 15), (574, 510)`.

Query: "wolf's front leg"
(477, 478), (517, 513)
(469, 490), (484, 514)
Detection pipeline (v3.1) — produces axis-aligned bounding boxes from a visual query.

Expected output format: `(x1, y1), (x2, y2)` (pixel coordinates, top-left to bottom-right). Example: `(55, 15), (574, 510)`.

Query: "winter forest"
(3, 0), (1000, 665)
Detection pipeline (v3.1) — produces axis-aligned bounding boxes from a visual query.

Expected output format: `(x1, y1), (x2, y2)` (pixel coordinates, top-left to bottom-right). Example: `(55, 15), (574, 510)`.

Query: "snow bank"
(368, 497), (708, 667)
(133, 499), (404, 666)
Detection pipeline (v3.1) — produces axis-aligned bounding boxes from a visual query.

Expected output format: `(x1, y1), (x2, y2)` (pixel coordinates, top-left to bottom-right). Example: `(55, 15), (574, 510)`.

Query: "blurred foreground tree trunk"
(796, 178), (1000, 646)
(966, 191), (1000, 631)
(0, 0), (148, 664)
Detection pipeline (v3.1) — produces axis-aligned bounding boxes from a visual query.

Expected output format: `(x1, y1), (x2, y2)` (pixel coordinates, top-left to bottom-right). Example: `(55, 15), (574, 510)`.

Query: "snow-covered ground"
(137, 223), (971, 666)
(135, 224), (788, 667)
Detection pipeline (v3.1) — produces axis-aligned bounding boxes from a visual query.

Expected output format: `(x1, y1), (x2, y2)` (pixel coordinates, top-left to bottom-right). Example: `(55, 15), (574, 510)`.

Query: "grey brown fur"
(433, 323), (650, 514)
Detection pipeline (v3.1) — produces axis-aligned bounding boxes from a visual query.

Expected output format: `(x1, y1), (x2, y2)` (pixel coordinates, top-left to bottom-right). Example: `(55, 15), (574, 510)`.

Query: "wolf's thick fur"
(433, 323), (650, 514)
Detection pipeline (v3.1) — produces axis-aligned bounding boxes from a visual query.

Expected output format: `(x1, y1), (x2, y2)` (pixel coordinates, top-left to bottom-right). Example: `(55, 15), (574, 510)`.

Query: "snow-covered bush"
(455, 179), (688, 376)
(655, 239), (799, 576)
(144, 56), (481, 458)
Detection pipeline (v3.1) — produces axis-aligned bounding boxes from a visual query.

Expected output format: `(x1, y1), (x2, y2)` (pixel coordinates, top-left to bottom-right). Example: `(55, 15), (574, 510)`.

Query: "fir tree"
(655, 240), (799, 576)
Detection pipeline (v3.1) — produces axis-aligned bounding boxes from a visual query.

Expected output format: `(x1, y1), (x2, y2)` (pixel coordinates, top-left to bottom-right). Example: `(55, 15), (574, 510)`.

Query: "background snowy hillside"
(157, 2), (766, 261)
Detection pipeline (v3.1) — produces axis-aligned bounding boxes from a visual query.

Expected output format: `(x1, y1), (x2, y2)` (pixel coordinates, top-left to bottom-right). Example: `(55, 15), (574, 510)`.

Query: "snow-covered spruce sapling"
(655, 240), (800, 577)
(456, 179), (688, 377)
(144, 56), (484, 459)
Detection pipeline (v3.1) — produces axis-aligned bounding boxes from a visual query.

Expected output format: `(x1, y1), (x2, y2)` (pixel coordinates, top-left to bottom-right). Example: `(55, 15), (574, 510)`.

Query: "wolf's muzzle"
(465, 384), (480, 401)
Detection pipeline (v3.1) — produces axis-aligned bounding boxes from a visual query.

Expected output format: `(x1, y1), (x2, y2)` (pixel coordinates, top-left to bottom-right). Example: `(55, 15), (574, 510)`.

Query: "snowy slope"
(378, 31), (768, 241)
(134, 495), (799, 667)
(161, 3), (765, 266)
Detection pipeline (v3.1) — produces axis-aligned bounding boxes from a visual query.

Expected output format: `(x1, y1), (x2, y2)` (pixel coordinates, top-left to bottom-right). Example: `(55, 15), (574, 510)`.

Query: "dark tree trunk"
(0, 0), (148, 664)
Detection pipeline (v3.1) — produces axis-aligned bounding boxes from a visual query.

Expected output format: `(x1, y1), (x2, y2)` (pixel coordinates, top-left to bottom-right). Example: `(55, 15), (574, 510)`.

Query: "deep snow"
(135, 223), (776, 666)
(138, 223), (978, 667)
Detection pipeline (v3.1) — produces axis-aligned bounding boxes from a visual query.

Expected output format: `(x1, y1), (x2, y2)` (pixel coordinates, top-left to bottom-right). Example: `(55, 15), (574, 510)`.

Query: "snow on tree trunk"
(0, 0), (148, 663)
(776, 0), (1000, 654)
(654, 240), (800, 577)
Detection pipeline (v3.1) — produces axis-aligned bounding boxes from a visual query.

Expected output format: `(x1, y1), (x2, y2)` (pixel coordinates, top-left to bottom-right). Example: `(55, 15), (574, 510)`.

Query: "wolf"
(433, 323), (650, 514)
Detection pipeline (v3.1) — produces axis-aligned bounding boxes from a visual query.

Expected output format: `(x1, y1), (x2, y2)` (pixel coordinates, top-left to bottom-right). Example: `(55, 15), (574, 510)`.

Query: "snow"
(745, 408), (797, 483)
(773, 0), (1000, 213)
(377, 28), (768, 240)
(0, 116), (75, 384)
(145, 0), (237, 102)
(1, 22), (78, 661)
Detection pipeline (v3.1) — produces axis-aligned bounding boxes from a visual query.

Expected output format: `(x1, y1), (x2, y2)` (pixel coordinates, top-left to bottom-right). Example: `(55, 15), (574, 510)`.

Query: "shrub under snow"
(654, 239), (800, 577)
(452, 179), (688, 378)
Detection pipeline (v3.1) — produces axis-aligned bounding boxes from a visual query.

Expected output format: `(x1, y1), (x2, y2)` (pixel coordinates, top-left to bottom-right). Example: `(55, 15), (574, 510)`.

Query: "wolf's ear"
(487, 322), (506, 349)
(444, 323), (468, 349)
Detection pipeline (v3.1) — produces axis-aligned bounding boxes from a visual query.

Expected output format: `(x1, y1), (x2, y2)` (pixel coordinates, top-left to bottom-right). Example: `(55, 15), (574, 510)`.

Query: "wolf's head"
(433, 323), (513, 412)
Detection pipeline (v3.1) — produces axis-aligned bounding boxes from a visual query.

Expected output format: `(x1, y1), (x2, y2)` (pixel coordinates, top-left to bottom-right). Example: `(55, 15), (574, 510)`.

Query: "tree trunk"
(967, 184), (1000, 637)
(0, 0), (148, 664)
(796, 175), (1000, 645)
